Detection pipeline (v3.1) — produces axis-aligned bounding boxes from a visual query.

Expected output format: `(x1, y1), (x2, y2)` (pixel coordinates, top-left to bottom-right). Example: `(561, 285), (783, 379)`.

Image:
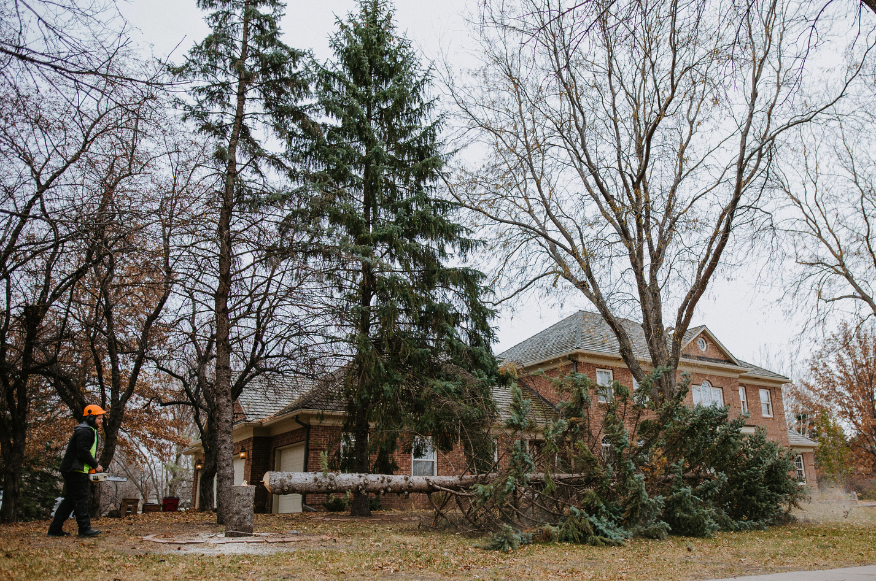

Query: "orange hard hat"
(83, 404), (106, 417)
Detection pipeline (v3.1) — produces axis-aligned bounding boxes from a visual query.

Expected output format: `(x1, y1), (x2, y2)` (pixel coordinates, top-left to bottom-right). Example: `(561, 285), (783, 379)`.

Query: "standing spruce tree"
(171, 0), (308, 522)
(296, 0), (496, 517)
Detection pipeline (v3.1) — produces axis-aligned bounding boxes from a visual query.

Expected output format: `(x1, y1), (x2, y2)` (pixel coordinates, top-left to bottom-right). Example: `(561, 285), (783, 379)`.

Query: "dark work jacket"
(59, 422), (100, 474)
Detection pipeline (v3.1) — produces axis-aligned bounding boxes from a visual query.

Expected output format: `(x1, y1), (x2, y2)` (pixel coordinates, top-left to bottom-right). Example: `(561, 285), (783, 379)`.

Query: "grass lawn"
(1, 500), (874, 580)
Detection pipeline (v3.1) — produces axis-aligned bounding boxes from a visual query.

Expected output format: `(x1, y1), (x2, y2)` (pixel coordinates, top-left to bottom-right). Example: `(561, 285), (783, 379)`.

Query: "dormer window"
(698, 337), (707, 352)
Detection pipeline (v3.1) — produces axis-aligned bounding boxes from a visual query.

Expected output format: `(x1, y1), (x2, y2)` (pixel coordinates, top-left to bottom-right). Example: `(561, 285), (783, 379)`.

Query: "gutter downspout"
(567, 354), (578, 373)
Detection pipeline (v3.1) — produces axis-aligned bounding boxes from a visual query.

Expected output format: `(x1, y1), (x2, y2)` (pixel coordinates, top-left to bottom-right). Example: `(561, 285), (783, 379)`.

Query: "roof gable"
(235, 374), (316, 423)
(679, 326), (742, 367)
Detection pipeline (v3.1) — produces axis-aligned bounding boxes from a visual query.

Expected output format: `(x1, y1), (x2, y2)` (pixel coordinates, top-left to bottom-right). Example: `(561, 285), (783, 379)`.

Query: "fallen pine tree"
(262, 471), (590, 496)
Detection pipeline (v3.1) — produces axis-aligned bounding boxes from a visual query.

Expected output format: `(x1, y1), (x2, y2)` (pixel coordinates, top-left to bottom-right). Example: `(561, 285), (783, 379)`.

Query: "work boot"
(77, 528), (101, 538)
(46, 530), (70, 537)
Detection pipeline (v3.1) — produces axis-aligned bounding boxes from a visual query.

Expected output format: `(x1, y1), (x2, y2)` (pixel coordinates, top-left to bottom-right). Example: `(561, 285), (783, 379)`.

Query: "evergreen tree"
(293, 0), (496, 516)
(171, 0), (308, 523)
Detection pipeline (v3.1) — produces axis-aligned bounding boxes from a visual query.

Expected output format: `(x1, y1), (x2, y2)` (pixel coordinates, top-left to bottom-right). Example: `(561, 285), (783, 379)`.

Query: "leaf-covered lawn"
(1, 503), (874, 580)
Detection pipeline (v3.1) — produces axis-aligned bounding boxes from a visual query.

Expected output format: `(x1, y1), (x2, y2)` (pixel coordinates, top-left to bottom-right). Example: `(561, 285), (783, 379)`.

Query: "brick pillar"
(249, 436), (273, 513)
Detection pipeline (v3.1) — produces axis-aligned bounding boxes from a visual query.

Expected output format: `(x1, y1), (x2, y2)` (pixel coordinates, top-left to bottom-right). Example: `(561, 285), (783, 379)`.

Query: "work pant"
(48, 472), (92, 533)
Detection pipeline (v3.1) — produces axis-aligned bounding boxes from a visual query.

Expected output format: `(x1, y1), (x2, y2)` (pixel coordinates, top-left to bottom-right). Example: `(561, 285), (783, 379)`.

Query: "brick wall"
(681, 334), (734, 362)
(523, 359), (788, 444)
(802, 451), (818, 488)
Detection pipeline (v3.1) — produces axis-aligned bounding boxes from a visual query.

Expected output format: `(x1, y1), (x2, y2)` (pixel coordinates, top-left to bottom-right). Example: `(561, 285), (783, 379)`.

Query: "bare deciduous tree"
(36, 115), (202, 517)
(0, 55), (157, 522)
(0, 0), (165, 87)
(448, 0), (872, 398)
(153, 171), (334, 512)
(777, 111), (876, 331)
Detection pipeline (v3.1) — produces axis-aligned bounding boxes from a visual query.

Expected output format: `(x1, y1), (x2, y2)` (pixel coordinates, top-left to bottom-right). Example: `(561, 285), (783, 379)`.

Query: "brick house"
(188, 310), (816, 512)
(187, 372), (555, 512)
(498, 311), (817, 488)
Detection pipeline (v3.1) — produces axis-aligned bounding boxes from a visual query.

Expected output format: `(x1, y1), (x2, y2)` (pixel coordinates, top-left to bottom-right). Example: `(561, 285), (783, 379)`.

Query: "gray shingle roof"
(498, 310), (787, 381)
(738, 359), (790, 382)
(499, 311), (654, 364)
(492, 384), (559, 425)
(787, 430), (818, 449)
(270, 368), (347, 419)
(236, 374), (316, 423)
(244, 366), (559, 428)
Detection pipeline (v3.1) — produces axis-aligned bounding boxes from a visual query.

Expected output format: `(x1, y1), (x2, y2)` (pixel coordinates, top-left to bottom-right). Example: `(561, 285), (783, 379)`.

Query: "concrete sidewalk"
(707, 565), (876, 580)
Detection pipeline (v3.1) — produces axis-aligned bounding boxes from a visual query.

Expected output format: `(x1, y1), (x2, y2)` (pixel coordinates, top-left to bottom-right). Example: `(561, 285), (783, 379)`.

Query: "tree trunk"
(350, 401), (371, 516)
(0, 431), (26, 523)
(263, 471), (589, 496)
(198, 420), (218, 512)
(224, 485), (255, 537)
(0, 305), (41, 523)
(211, 0), (252, 528)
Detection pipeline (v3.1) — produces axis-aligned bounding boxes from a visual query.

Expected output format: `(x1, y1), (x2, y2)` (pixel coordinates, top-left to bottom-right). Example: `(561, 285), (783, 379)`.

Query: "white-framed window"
(759, 389), (773, 417)
(339, 433), (356, 472)
(412, 436), (436, 476)
(794, 454), (805, 482)
(632, 375), (639, 392)
(698, 337), (707, 351)
(596, 369), (614, 403)
(739, 386), (748, 414)
(601, 435), (614, 463)
(692, 380), (724, 407)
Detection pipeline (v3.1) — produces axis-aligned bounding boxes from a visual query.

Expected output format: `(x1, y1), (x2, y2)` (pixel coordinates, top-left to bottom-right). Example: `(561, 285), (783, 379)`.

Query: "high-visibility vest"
(76, 427), (97, 473)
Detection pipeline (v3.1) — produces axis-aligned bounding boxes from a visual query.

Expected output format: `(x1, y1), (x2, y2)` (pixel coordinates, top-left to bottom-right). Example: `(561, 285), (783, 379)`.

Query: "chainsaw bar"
(89, 473), (128, 483)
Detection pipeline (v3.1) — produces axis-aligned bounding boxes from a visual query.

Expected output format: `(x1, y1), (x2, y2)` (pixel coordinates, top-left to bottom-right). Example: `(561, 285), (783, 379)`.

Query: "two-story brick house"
(498, 311), (817, 487)
(188, 310), (816, 513)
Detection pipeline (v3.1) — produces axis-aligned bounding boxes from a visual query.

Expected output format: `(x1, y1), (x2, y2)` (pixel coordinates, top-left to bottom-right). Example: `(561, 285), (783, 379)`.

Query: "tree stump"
(224, 485), (255, 537)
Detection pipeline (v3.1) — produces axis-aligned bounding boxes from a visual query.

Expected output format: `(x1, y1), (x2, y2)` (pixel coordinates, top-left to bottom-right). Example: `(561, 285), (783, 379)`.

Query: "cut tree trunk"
(225, 485), (255, 537)
(263, 472), (589, 496)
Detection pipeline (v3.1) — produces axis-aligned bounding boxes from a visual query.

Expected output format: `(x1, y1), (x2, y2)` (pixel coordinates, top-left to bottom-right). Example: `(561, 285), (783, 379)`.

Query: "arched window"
(692, 380), (724, 407)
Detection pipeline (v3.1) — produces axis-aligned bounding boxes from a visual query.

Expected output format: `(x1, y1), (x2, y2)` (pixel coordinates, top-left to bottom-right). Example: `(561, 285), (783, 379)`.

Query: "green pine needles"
(470, 369), (801, 549)
(287, 0), (497, 516)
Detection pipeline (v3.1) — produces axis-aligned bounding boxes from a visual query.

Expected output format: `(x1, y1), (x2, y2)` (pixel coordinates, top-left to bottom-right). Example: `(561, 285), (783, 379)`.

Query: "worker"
(47, 404), (105, 538)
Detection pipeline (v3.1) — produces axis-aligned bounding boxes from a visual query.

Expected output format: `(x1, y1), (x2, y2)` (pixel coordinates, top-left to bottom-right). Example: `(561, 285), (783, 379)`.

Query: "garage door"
(273, 443), (305, 513)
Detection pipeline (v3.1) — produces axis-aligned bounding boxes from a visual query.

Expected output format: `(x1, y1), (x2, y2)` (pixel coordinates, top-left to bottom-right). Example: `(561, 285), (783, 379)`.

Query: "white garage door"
(273, 443), (305, 513)
(233, 458), (245, 485)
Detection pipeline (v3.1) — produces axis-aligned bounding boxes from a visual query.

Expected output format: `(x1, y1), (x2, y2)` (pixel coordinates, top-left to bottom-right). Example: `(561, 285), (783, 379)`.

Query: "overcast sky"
(119, 0), (806, 374)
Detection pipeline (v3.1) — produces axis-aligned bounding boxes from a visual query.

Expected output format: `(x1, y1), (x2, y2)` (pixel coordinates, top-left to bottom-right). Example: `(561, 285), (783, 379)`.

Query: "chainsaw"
(89, 469), (128, 483)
